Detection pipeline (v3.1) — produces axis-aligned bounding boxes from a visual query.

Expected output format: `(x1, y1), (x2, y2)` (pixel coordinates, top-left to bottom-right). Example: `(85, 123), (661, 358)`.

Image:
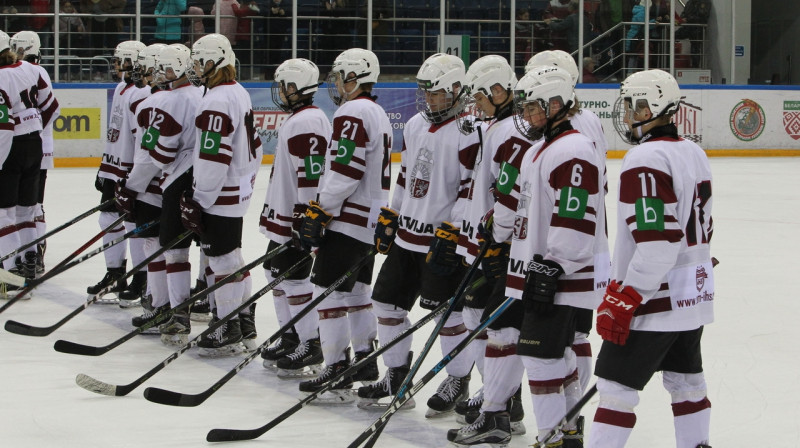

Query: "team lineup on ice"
(2, 30), (800, 448)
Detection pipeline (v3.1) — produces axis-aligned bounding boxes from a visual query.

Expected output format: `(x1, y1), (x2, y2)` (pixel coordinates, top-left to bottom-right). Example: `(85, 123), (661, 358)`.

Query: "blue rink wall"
(50, 82), (800, 167)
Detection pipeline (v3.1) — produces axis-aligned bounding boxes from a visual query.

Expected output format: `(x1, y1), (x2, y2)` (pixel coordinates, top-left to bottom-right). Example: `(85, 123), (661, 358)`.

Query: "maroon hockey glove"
(179, 191), (205, 236)
(596, 280), (643, 346)
(522, 254), (564, 315)
(114, 180), (137, 218)
(374, 207), (399, 254)
(480, 241), (510, 279)
(297, 200), (333, 250)
(426, 222), (461, 276)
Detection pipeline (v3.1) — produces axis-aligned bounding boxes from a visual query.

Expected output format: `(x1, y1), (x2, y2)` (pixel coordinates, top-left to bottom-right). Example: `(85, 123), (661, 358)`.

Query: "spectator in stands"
(186, 5), (206, 45)
(675, 0), (710, 67)
(56, 1), (86, 55)
(515, 8), (533, 68)
(582, 56), (598, 82)
(211, 0), (259, 73)
(266, 0), (290, 67)
(318, 0), (356, 69)
(83, 0), (127, 53)
(28, 0), (52, 48)
(544, 0), (592, 56)
(155, 0), (186, 44)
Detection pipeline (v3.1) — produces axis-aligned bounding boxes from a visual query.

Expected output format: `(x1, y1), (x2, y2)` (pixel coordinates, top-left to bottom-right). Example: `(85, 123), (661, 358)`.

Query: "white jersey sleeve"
(34, 64), (59, 169)
(148, 84), (203, 190)
(99, 83), (149, 182)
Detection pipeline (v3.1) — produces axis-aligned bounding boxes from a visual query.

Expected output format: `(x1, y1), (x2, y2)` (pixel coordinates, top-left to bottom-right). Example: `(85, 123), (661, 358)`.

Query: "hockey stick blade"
(53, 339), (109, 356)
(0, 268), (25, 287)
(143, 384), (212, 407)
(75, 373), (136, 397)
(4, 320), (52, 337)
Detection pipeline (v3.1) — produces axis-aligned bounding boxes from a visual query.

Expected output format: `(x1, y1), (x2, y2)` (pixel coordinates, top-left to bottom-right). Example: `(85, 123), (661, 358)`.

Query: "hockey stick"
(0, 214), (130, 316)
(55, 241), (293, 356)
(536, 383), (598, 446)
(74, 250), (313, 398)
(141, 248), (377, 407)
(0, 199), (113, 264)
(205, 275), (488, 443)
(357, 242), (490, 448)
(348, 295), (515, 448)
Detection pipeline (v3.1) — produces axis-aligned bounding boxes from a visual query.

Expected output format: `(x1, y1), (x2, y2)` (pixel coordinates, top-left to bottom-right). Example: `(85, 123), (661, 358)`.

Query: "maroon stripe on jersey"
(16, 221), (36, 230)
(263, 221), (292, 237)
(549, 159), (600, 193)
(155, 143), (178, 154)
(344, 201), (370, 213)
(145, 184), (162, 195)
(557, 278), (594, 293)
(485, 343), (517, 358)
(196, 110), (234, 136)
(625, 215), (678, 225)
(0, 122), (14, 131)
(550, 215), (596, 236)
(199, 151), (233, 165)
(221, 186), (239, 192)
(121, 162), (134, 168)
(572, 341), (592, 357)
(459, 142), (481, 169)
(555, 201), (597, 216)
(214, 195), (240, 206)
(150, 150), (175, 165)
(330, 161), (364, 180)
(528, 378), (564, 394)
(148, 260), (167, 272)
(497, 190), (518, 210)
(398, 228), (433, 246)
(0, 224), (17, 238)
(619, 167), (677, 204)
(395, 171), (406, 189)
(319, 306), (349, 319)
(99, 164), (129, 178)
(631, 228), (684, 243)
(635, 297), (672, 315)
(594, 408), (637, 428)
(166, 262), (191, 273)
(338, 211), (368, 227)
(506, 274), (525, 291)
(671, 397), (711, 417)
(298, 177), (318, 189)
(40, 100), (58, 128)
(576, 265), (594, 273)
(287, 293), (313, 305)
(458, 234), (480, 256)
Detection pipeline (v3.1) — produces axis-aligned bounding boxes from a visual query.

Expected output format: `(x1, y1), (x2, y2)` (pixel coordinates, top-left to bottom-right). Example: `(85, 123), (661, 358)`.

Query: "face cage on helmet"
(416, 87), (467, 125)
(454, 94), (482, 135)
(612, 97), (637, 144)
(186, 62), (204, 87)
(271, 81), (295, 113)
(512, 97), (547, 142)
(326, 70), (365, 106)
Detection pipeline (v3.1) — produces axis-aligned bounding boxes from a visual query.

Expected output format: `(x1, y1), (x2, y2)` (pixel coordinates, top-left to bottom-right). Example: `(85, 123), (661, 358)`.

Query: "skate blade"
(198, 342), (245, 358)
(450, 442), (508, 448)
(94, 293), (120, 305)
(425, 407), (456, 419)
(190, 312), (212, 322)
(138, 326), (161, 335)
(306, 389), (357, 405)
(356, 397), (416, 411)
(276, 364), (323, 380)
(160, 333), (189, 347)
(510, 421), (526, 435)
(241, 338), (257, 353)
(262, 359), (279, 370)
(118, 298), (141, 309)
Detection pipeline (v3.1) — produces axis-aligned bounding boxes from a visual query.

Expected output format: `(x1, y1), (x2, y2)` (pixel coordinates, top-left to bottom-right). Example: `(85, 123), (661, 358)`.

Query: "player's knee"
(208, 248), (244, 276)
(164, 247), (190, 264)
(487, 327), (520, 348)
(597, 377), (641, 412)
(373, 300), (407, 324)
(663, 371), (708, 402)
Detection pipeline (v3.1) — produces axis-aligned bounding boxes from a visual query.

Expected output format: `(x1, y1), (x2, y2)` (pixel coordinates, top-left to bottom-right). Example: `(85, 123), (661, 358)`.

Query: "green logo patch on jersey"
(304, 155), (325, 180)
(496, 162), (519, 195)
(558, 187), (588, 219)
(200, 131), (222, 155)
(0, 105), (8, 124)
(142, 127), (160, 150)
(335, 138), (355, 164)
(635, 197), (664, 231)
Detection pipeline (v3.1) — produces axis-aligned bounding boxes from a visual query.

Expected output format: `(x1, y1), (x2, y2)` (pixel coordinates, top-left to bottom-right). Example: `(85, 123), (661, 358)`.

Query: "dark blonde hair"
(207, 64), (236, 88)
(0, 49), (17, 67)
(567, 94), (582, 117)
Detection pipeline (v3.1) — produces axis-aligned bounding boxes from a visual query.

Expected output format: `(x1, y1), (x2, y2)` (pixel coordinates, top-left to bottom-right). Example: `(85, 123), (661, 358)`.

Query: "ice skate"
(455, 387), (483, 424)
(132, 297), (170, 334)
(159, 309), (190, 346)
(261, 332), (300, 369)
(1, 259), (29, 300)
(561, 415), (583, 448)
(447, 411), (511, 447)
(299, 349), (356, 405)
(188, 279), (211, 322)
(356, 352), (415, 411)
(197, 316), (245, 358)
(35, 241), (45, 277)
(239, 303), (257, 352)
(87, 265), (127, 304)
(463, 386), (526, 435)
(118, 271), (146, 308)
(275, 338), (323, 379)
(351, 340), (379, 385)
(426, 373), (470, 418)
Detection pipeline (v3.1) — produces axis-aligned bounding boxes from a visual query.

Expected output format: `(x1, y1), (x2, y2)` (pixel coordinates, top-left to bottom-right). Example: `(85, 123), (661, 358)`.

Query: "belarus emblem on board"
(783, 100), (800, 140)
(729, 99), (765, 142)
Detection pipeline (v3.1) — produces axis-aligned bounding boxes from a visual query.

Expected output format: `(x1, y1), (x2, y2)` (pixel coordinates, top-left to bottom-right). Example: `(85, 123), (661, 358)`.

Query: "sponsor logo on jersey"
(142, 126), (160, 150)
(53, 108), (101, 140)
(496, 161), (519, 195)
(729, 99), (765, 142)
(674, 100), (703, 144)
(783, 100), (800, 140)
(409, 147), (433, 199)
(304, 155), (325, 180)
(0, 105), (8, 124)
(200, 131), (222, 155)
(558, 187), (588, 219)
(696, 265), (708, 291)
(635, 197), (664, 231)
(335, 137), (355, 164)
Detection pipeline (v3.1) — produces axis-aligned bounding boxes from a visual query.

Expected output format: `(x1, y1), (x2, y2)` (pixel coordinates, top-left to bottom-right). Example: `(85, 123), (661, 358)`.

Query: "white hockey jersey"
(129, 89), (170, 207)
(494, 127), (609, 310)
(392, 113), (480, 254)
(457, 116), (534, 263)
(260, 105), (331, 244)
(30, 63), (59, 170)
(614, 132), (715, 332)
(98, 82), (148, 182)
(191, 81), (263, 218)
(317, 94), (392, 245)
(0, 61), (56, 164)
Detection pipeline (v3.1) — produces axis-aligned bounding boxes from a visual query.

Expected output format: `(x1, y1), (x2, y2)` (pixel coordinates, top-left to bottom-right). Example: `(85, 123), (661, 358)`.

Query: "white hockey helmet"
(188, 33), (236, 86)
(415, 53), (467, 124)
(512, 65), (575, 140)
(613, 69), (683, 144)
(272, 58), (321, 112)
(0, 30), (10, 54)
(113, 40), (146, 71)
(327, 48), (380, 105)
(525, 50), (579, 86)
(132, 43), (167, 87)
(10, 31), (41, 62)
(154, 44), (192, 85)
(466, 55), (516, 100)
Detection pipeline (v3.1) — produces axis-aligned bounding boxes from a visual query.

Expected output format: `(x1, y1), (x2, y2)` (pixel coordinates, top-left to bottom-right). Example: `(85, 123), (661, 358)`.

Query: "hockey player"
(0, 30), (57, 291)
(9, 31), (60, 277)
(90, 40), (147, 305)
(180, 33), (262, 357)
(448, 55), (531, 445)
(356, 53), (481, 416)
(116, 44), (203, 346)
(294, 48), (389, 400)
(258, 58), (330, 371)
(489, 65), (608, 447)
(586, 70), (714, 448)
